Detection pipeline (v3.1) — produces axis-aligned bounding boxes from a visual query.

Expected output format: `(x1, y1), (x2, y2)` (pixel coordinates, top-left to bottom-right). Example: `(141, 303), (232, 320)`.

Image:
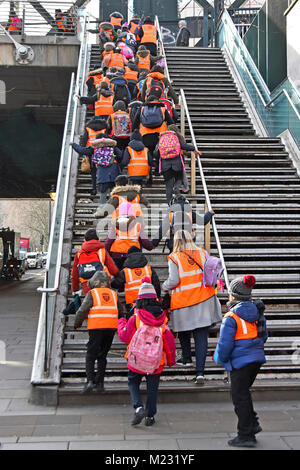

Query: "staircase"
(58, 45), (300, 403)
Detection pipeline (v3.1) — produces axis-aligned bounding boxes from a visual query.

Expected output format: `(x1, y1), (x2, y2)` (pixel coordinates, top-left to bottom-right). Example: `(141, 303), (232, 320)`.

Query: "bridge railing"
(0, 0), (80, 37)
(31, 13), (90, 385)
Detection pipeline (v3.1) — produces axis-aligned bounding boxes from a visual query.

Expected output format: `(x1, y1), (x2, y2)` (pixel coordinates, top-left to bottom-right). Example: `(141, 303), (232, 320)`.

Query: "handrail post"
(191, 151), (196, 196)
(180, 95), (185, 139)
(204, 202), (211, 254)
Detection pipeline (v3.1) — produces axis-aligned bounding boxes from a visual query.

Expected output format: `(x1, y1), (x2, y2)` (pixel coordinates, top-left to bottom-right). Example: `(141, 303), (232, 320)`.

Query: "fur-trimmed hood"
(88, 67), (103, 77)
(137, 49), (150, 59)
(110, 184), (141, 196)
(104, 42), (115, 51)
(91, 137), (117, 149)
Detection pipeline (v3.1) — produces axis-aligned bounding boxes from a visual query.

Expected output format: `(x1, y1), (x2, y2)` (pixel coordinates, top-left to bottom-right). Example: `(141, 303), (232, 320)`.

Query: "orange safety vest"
(108, 52), (124, 68)
(168, 249), (216, 310)
(77, 248), (110, 285)
(88, 287), (118, 329)
(139, 106), (168, 137)
(224, 312), (258, 340)
(123, 265), (153, 305)
(110, 222), (141, 253)
(92, 74), (104, 87)
(95, 94), (114, 116)
(111, 194), (143, 219)
(8, 15), (21, 31)
(136, 53), (151, 71)
(124, 66), (139, 82)
(127, 147), (149, 177)
(110, 15), (122, 27)
(124, 315), (167, 367)
(56, 16), (66, 31)
(130, 22), (138, 34)
(140, 24), (157, 45)
(86, 127), (106, 146)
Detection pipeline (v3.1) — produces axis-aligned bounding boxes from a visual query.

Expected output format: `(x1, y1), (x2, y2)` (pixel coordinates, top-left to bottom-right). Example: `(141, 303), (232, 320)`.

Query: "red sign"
(20, 237), (30, 250)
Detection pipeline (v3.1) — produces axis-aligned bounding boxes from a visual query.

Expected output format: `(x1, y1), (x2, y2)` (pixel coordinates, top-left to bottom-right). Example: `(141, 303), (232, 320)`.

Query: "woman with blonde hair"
(161, 230), (222, 384)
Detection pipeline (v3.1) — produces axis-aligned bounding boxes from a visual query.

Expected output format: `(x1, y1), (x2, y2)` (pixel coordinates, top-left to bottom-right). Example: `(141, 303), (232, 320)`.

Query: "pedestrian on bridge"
(175, 19), (191, 47)
(74, 271), (123, 394)
(161, 230), (222, 384)
(135, 16), (158, 56)
(213, 275), (268, 448)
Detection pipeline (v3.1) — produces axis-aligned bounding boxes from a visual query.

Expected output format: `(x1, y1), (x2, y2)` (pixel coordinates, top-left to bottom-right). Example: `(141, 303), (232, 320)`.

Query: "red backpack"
(146, 77), (165, 100)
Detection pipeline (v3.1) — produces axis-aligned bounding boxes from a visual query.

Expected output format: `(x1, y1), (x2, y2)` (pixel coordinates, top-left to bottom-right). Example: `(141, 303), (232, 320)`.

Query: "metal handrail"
(32, 14), (90, 379)
(154, 15), (171, 83)
(180, 88), (230, 291)
(219, 9), (300, 123)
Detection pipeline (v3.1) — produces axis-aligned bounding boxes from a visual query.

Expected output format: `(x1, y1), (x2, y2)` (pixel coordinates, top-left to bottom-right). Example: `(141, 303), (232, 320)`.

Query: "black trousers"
(230, 362), (262, 439)
(86, 329), (115, 384)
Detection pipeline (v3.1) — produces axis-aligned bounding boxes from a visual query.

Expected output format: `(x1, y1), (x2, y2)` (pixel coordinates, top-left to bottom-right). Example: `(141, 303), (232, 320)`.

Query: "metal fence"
(0, 0), (79, 36)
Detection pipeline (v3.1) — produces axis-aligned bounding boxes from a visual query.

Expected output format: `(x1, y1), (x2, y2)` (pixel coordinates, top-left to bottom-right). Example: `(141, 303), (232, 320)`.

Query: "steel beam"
(229, 0), (247, 9)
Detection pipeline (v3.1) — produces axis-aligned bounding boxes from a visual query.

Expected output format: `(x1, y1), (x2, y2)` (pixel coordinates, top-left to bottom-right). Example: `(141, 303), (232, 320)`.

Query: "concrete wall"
(286, 0), (300, 92)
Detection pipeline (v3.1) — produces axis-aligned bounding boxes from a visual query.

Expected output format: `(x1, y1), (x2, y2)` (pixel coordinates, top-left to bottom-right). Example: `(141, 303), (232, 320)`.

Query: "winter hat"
(113, 100), (126, 112)
(229, 275), (256, 301)
(178, 19), (187, 28)
(84, 228), (99, 241)
(130, 129), (143, 142)
(114, 174), (128, 186)
(137, 276), (157, 300)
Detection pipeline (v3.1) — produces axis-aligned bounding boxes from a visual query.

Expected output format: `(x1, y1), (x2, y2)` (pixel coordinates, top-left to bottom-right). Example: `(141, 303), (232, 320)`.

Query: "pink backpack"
(158, 131), (181, 160)
(127, 319), (164, 374)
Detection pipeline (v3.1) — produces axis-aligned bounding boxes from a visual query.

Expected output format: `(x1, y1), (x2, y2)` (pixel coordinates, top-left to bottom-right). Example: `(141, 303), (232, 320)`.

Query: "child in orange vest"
(117, 277), (176, 426)
(121, 130), (152, 187)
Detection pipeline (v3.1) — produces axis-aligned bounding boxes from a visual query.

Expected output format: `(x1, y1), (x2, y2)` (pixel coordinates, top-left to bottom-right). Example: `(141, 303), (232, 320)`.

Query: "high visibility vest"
(110, 15), (122, 27)
(111, 194), (143, 219)
(77, 248), (110, 285)
(124, 265), (152, 305)
(129, 22), (139, 35)
(136, 53), (151, 71)
(86, 127), (106, 146)
(8, 15), (21, 31)
(56, 16), (66, 31)
(92, 74), (104, 87)
(139, 106), (168, 137)
(95, 94), (114, 116)
(140, 24), (157, 45)
(88, 287), (118, 329)
(124, 66), (139, 82)
(224, 312), (258, 341)
(124, 315), (167, 367)
(127, 147), (149, 177)
(168, 249), (216, 310)
(108, 53), (124, 68)
(110, 222), (141, 253)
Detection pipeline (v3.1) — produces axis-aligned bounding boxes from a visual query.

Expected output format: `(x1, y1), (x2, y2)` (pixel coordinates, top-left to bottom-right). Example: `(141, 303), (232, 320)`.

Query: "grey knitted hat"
(228, 275), (256, 301)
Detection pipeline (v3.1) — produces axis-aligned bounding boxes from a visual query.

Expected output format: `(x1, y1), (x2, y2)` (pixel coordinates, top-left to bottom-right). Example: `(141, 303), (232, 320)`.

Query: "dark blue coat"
(214, 301), (268, 371)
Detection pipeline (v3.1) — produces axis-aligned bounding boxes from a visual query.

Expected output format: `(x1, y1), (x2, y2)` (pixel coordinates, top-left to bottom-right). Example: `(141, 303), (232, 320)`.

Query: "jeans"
(178, 327), (209, 375)
(128, 370), (161, 417)
(230, 362), (262, 440)
(86, 329), (115, 384)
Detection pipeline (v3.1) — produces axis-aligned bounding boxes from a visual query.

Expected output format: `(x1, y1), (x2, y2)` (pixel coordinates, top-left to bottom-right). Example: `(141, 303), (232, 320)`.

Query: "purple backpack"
(92, 147), (114, 167)
(202, 255), (223, 288)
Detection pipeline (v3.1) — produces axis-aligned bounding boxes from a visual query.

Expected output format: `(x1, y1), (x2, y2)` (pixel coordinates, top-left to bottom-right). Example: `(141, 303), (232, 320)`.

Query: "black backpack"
(146, 78), (165, 100)
(141, 105), (163, 129)
(113, 83), (129, 105)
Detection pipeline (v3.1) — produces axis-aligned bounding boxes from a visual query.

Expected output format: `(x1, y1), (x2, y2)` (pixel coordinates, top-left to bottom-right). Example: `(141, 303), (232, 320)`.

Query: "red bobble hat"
(228, 275), (256, 300)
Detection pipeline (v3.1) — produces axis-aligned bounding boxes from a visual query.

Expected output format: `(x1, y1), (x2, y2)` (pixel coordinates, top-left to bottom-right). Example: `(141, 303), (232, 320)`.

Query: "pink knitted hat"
(137, 276), (157, 299)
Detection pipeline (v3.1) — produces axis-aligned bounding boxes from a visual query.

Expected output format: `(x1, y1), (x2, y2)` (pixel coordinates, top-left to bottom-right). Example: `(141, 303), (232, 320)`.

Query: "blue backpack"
(141, 105), (163, 129)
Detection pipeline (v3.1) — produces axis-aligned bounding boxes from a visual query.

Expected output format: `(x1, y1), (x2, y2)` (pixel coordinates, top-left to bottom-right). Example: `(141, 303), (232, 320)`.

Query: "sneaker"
(81, 381), (94, 394)
(194, 375), (205, 385)
(95, 382), (104, 393)
(180, 185), (189, 193)
(253, 424), (262, 434)
(131, 407), (145, 426)
(228, 436), (256, 448)
(176, 356), (193, 367)
(145, 416), (155, 427)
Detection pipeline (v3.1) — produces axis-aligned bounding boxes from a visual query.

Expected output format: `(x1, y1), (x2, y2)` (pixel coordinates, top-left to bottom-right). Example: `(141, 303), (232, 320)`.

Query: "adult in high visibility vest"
(105, 204), (154, 270)
(122, 130), (152, 187)
(7, 6), (22, 34)
(136, 17), (158, 56)
(129, 14), (140, 36)
(109, 11), (123, 31)
(94, 174), (149, 221)
(151, 194), (215, 253)
(117, 276), (176, 426)
(162, 230), (222, 382)
(112, 246), (161, 313)
(74, 271), (124, 394)
(213, 275), (268, 448)
(71, 229), (119, 296)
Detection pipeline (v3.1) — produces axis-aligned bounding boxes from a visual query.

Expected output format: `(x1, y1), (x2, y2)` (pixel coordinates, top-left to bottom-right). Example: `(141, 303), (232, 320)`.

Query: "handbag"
(81, 156), (91, 173)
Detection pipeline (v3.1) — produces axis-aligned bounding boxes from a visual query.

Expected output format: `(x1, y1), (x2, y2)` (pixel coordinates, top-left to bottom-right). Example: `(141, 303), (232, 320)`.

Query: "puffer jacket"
(117, 304), (176, 374)
(215, 300), (268, 371)
(74, 271), (123, 329)
(94, 184), (149, 219)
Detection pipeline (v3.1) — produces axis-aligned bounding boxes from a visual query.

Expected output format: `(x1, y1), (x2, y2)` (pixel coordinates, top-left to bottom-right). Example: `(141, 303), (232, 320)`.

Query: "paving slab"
(2, 441), (69, 450)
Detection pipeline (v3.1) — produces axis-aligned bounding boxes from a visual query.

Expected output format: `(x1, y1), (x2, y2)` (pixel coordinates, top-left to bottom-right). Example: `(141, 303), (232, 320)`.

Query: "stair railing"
(154, 15), (171, 83)
(31, 13), (90, 384)
(180, 88), (230, 292)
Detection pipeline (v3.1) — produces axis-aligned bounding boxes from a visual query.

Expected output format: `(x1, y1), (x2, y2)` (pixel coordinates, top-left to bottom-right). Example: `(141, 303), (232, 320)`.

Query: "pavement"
(0, 273), (300, 451)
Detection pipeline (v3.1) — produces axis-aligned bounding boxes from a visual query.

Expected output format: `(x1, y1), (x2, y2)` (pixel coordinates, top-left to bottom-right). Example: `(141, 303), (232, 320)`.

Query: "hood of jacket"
(81, 239), (104, 253)
(91, 137), (117, 149)
(229, 301), (260, 323)
(104, 42), (115, 51)
(136, 306), (166, 326)
(110, 184), (141, 196)
(99, 88), (114, 98)
(137, 49), (150, 58)
(147, 71), (164, 80)
(110, 11), (123, 19)
(87, 270), (110, 289)
(86, 118), (107, 131)
(128, 140), (145, 151)
(123, 251), (148, 269)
